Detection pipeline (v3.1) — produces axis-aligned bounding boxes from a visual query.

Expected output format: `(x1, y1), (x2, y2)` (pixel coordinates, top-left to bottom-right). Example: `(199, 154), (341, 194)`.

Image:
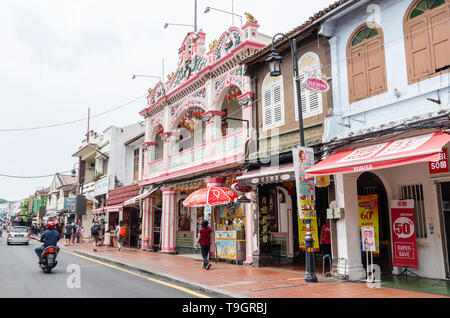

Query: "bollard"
(303, 219), (318, 283)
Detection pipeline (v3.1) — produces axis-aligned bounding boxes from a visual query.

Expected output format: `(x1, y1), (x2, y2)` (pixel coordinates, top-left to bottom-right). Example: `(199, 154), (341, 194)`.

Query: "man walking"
(91, 220), (101, 252)
(64, 222), (72, 246)
(115, 221), (126, 251)
(194, 220), (212, 270)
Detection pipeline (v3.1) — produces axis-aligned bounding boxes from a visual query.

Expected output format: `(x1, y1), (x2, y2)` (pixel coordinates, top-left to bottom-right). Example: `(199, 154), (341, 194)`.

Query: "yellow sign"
(298, 214), (320, 251)
(358, 195), (380, 255)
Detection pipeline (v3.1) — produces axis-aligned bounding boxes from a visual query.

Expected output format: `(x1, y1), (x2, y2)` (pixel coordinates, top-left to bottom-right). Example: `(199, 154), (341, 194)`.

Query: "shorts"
(92, 235), (99, 243)
(64, 234), (71, 239)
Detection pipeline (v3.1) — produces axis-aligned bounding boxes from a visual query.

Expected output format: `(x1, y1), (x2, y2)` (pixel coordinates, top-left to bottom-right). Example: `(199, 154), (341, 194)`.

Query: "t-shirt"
(199, 227), (212, 246)
(321, 224), (331, 245)
(91, 224), (101, 236)
(41, 229), (60, 248)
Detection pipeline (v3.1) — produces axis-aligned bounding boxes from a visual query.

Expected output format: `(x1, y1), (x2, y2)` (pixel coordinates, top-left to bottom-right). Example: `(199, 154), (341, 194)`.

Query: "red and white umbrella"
(183, 187), (239, 207)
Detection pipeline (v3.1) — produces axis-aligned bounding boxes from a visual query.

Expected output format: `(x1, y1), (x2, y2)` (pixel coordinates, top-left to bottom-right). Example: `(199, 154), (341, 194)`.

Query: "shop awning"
(123, 185), (160, 207)
(306, 131), (450, 178)
(92, 205), (122, 215)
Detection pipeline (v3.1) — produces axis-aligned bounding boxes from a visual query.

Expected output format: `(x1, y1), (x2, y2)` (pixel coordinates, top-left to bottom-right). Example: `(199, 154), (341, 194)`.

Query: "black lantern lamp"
(265, 49), (283, 77)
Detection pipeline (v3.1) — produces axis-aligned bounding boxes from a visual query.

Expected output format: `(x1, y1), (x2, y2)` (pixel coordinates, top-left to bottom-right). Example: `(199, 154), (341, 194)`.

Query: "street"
(0, 236), (212, 298)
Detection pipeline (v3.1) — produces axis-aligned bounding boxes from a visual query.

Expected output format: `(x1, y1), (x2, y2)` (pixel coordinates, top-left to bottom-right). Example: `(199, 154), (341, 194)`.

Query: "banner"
(391, 200), (418, 268)
(298, 216), (320, 251)
(358, 195), (380, 255)
(293, 146), (319, 251)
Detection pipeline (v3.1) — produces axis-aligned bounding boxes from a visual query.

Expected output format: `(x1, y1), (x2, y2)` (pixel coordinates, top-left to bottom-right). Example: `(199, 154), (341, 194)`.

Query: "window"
(399, 184), (427, 238)
(294, 52), (323, 119)
(133, 148), (139, 181)
(262, 73), (285, 130)
(347, 24), (387, 103)
(404, 0), (449, 84)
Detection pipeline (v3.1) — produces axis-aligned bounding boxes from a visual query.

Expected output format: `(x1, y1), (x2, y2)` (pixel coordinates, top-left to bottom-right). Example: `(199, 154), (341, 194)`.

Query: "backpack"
(91, 224), (99, 236)
(119, 226), (126, 238)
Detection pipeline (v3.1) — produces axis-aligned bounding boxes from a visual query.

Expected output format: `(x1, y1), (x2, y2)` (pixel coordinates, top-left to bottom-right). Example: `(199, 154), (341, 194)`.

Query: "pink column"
(160, 187), (177, 253)
(141, 196), (154, 250)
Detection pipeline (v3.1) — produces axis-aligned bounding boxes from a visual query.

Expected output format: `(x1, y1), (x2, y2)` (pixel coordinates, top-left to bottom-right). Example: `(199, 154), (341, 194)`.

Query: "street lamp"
(163, 22), (196, 30)
(265, 33), (317, 283)
(204, 6), (243, 27)
(132, 75), (161, 81)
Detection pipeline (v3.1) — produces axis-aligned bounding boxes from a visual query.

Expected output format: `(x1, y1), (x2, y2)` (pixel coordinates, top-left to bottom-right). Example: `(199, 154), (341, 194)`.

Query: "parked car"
(7, 226), (30, 245)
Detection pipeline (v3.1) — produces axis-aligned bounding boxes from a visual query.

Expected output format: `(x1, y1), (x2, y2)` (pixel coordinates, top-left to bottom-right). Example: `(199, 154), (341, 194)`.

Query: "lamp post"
(204, 6), (243, 27)
(265, 33), (317, 283)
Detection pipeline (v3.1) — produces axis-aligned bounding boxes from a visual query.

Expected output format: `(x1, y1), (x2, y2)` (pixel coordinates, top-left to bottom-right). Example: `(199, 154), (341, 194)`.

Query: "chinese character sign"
(358, 195), (380, 255)
(391, 200), (418, 268)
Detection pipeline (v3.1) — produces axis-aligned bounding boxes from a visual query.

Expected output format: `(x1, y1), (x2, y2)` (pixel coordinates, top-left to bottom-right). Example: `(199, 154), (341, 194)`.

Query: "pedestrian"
(116, 221), (126, 251)
(320, 219), (331, 257)
(194, 220), (212, 270)
(70, 222), (76, 245)
(91, 220), (101, 252)
(64, 222), (72, 246)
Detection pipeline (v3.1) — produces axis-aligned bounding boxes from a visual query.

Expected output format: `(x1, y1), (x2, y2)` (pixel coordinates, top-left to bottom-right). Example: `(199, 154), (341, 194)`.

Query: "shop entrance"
(439, 182), (450, 277)
(357, 172), (392, 274)
(153, 207), (162, 251)
(129, 207), (140, 248)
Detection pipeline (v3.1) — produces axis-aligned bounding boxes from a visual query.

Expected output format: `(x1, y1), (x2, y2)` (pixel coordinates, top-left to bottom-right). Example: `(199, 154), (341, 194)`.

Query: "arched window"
(262, 73), (284, 130)
(404, 0), (449, 84)
(295, 52), (323, 119)
(347, 24), (387, 103)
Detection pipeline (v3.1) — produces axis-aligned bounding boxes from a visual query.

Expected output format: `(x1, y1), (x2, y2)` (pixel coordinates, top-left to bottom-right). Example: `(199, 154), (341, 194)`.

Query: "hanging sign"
(293, 146), (315, 219)
(391, 200), (418, 268)
(358, 195), (380, 255)
(429, 149), (448, 174)
(314, 175), (330, 188)
(303, 77), (329, 93)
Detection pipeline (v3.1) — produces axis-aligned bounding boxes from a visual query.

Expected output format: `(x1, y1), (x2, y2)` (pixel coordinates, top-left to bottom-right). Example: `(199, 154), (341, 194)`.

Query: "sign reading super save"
(391, 200), (418, 268)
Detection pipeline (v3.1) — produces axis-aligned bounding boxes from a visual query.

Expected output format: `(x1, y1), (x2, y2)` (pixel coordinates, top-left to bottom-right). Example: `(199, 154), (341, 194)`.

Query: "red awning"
(306, 131), (450, 178)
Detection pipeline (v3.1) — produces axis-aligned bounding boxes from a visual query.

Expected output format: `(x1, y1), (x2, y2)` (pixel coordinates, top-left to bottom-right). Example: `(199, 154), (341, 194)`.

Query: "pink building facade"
(138, 22), (269, 260)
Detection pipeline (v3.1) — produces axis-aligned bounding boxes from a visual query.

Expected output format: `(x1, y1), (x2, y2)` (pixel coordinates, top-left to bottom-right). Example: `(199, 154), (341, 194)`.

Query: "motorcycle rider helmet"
(47, 221), (56, 229)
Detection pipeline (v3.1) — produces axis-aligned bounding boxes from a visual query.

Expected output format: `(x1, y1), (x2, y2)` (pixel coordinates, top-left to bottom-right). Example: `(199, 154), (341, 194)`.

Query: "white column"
(141, 196), (154, 250)
(160, 187), (177, 253)
(335, 173), (366, 280)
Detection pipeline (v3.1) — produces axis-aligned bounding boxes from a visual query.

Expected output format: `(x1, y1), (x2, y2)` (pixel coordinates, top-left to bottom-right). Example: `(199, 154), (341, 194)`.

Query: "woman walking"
(194, 220), (212, 270)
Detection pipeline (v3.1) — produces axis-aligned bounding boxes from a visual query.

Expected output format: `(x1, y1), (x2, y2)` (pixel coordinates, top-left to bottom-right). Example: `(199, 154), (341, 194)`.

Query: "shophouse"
(139, 19), (270, 259)
(91, 122), (146, 248)
(236, 4), (338, 266)
(45, 173), (77, 224)
(305, 0), (450, 280)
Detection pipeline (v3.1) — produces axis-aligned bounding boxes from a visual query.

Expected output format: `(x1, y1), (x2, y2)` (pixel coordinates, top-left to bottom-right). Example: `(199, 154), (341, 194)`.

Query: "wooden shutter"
(428, 4), (449, 71)
(348, 46), (368, 102)
(405, 16), (433, 81)
(366, 37), (386, 95)
(263, 88), (272, 128)
(272, 83), (283, 125)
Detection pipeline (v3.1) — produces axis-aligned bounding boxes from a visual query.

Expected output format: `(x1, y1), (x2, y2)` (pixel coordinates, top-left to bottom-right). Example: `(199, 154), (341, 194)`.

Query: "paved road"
(0, 236), (212, 298)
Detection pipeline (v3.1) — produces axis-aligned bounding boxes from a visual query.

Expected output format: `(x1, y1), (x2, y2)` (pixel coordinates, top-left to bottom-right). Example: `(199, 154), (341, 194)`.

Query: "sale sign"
(358, 195), (380, 255)
(361, 226), (376, 252)
(391, 200), (418, 268)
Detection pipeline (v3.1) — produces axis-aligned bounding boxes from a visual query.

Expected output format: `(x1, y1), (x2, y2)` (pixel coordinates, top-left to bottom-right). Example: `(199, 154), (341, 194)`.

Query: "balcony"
(144, 129), (245, 183)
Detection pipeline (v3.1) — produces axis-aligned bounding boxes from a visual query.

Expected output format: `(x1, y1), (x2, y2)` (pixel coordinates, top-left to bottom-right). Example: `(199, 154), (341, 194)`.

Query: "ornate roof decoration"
(244, 12), (257, 24)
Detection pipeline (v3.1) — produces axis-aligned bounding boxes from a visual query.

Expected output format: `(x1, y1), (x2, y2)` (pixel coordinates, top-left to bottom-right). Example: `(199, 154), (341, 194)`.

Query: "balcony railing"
(144, 129), (245, 181)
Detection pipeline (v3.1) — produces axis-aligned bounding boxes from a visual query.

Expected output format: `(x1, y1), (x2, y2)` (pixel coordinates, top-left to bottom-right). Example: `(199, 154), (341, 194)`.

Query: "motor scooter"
(39, 245), (58, 273)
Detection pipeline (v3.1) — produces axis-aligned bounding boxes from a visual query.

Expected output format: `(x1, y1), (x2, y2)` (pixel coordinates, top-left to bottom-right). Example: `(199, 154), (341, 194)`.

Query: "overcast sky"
(0, 0), (336, 201)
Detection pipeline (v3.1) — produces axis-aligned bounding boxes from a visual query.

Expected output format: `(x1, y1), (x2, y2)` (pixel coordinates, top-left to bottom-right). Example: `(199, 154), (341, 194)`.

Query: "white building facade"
(309, 0), (450, 280)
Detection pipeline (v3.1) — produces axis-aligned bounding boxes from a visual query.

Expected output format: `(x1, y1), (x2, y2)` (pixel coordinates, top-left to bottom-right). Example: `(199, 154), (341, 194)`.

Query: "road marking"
(62, 249), (210, 298)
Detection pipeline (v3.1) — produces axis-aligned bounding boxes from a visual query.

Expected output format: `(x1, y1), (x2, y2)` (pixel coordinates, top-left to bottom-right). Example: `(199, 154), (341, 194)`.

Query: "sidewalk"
(39, 237), (449, 298)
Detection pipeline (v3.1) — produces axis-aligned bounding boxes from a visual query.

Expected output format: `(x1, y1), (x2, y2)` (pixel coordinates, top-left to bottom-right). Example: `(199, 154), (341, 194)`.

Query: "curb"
(63, 247), (244, 298)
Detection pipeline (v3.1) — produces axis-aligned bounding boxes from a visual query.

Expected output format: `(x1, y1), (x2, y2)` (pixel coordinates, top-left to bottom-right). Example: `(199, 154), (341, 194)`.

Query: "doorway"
(439, 182), (450, 277)
(357, 172), (392, 274)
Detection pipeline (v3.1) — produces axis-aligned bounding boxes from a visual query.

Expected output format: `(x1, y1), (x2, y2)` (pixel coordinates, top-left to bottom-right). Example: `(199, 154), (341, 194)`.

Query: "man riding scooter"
(34, 221), (60, 265)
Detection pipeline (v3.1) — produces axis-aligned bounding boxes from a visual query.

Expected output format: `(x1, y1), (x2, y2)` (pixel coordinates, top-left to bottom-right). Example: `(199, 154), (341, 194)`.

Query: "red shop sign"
(390, 200), (418, 268)
(429, 149), (448, 174)
(304, 77), (329, 93)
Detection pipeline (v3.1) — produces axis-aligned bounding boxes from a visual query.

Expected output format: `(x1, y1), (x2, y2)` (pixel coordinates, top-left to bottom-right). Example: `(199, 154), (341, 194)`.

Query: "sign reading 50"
(393, 217), (415, 239)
